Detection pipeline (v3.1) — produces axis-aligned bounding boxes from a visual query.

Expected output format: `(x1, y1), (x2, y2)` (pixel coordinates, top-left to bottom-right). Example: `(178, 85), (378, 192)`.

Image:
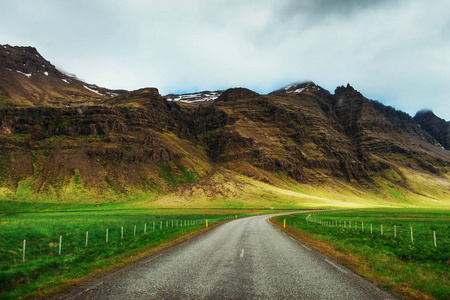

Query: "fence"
(9, 215), (239, 264)
(304, 214), (442, 248)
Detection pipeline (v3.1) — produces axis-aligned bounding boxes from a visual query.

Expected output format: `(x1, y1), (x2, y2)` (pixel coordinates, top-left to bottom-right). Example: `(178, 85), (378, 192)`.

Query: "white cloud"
(0, 0), (449, 119)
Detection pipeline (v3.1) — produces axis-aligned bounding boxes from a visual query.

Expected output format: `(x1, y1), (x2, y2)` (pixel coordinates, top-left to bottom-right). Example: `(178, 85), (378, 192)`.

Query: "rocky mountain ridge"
(0, 44), (126, 108)
(0, 46), (449, 206)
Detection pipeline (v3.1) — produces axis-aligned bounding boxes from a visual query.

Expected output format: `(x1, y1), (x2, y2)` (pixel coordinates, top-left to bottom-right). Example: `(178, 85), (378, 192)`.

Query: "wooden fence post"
(22, 239), (26, 262)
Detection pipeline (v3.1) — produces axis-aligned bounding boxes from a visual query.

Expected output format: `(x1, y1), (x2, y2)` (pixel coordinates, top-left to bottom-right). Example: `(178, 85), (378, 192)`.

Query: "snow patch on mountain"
(83, 85), (103, 96)
(165, 91), (223, 103)
(16, 70), (32, 78)
(270, 81), (320, 95)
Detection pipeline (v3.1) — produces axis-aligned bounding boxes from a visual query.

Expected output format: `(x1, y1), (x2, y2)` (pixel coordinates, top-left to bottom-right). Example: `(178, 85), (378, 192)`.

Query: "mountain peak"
(0, 44), (126, 107)
(334, 83), (363, 100)
(1, 44), (60, 77)
(269, 81), (318, 95)
(415, 109), (435, 117)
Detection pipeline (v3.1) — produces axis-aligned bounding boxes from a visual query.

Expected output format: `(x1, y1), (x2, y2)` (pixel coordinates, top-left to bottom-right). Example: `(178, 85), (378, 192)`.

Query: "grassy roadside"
(271, 209), (450, 300)
(0, 207), (257, 299)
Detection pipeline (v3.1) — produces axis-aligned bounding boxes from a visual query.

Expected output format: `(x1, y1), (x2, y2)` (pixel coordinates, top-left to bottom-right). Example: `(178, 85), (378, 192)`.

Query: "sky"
(1, 0), (449, 119)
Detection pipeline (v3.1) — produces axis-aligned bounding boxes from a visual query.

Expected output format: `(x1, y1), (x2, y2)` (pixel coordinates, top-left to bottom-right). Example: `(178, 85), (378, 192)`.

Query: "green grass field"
(0, 202), (257, 299)
(276, 209), (450, 299)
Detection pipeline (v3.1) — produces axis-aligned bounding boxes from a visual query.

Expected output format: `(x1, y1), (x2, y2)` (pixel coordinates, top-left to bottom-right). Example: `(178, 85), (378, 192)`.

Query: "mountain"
(414, 110), (450, 150)
(0, 44), (126, 108)
(0, 46), (449, 207)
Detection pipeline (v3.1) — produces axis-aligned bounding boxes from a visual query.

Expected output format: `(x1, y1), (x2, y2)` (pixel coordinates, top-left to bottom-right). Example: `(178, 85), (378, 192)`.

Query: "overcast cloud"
(1, 0), (449, 119)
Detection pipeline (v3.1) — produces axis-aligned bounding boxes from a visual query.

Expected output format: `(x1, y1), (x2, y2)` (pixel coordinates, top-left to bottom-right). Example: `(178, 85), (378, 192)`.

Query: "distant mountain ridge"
(0, 45), (449, 206)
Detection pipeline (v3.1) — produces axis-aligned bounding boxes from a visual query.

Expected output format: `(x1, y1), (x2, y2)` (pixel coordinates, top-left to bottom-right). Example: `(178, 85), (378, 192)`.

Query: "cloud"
(0, 0), (449, 119)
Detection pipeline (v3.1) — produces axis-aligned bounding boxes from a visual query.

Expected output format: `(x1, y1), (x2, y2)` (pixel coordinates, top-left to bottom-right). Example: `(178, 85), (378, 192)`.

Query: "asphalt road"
(56, 212), (396, 299)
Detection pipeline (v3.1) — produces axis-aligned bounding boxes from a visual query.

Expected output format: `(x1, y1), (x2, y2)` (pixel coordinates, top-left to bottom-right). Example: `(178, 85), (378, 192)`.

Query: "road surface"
(56, 212), (396, 299)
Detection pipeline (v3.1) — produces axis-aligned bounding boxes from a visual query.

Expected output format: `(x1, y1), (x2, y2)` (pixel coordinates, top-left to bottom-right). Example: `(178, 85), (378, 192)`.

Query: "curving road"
(56, 212), (396, 299)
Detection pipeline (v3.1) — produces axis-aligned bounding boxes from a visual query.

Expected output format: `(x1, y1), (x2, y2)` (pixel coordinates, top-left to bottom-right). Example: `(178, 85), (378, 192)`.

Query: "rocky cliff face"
(0, 89), (209, 198)
(185, 85), (450, 188)
(0, 46), (449, 203)
(371, 101), (439, 146)
(414, 110), (450, 150)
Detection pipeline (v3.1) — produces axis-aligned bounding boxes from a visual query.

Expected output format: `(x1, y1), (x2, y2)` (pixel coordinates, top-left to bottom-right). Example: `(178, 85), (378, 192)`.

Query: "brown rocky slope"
(180, 85), (450, 200)
(0, 46), (449, 206)
(0, 44), (126, 108)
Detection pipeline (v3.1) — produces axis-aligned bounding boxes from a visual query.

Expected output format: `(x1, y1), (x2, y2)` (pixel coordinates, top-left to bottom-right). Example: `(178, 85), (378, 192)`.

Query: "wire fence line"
(7, 215), (243, 264)
(304, 214), (443, 248)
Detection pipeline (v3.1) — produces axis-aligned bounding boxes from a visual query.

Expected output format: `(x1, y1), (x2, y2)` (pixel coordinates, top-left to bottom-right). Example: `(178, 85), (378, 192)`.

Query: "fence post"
(121, 226), (124, 239)
(22, 239), (26, 262)
(410, 227), (414, 243)
(434, 231), (437, 247)
(394, 225), (396, 238)
(144, 223), (147, 234)
(362, 222), (364, 232)
(381, 225), (383, 236)
(59, 235), (62, 255)
(284, 219), (286, 228)
(206, 219), (208, 228)
(106, 229), (109, 243)
(86, 231), (89, 246)
(160, 221), (163, 230)
(371, 223), (372, 234)
(153, 222), (155, 232)
(134, 225), (136, 236)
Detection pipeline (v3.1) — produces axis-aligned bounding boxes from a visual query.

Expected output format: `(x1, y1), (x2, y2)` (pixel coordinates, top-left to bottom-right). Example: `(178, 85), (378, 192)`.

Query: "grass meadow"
(0, 202), (258, 299)
(275, 209), (450, 299)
